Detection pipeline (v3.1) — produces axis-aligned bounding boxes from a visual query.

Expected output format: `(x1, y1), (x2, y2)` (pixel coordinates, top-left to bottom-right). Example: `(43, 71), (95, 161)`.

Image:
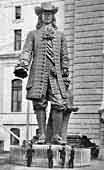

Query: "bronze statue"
(14, 2), (78, 144)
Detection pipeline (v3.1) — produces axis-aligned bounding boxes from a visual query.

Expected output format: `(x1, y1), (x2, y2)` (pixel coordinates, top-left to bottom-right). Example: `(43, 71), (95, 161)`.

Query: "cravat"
(46, 40), (55, 65)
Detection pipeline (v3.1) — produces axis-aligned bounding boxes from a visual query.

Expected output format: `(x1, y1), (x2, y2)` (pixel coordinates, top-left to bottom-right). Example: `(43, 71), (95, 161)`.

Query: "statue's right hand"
(14, 65), (28, 79)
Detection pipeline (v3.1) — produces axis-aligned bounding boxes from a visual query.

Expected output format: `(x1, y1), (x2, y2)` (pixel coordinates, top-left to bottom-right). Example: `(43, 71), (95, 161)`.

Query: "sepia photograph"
(0, 0), (104, 169)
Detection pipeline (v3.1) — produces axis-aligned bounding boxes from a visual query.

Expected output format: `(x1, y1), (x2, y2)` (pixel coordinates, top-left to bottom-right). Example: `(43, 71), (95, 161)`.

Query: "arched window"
(11, 79), (22, 112)
(10, 128), (20, 145)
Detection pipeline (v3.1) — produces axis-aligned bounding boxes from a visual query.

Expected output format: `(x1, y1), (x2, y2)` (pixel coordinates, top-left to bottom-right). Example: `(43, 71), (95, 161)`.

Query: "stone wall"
(64, 0), (104, 145)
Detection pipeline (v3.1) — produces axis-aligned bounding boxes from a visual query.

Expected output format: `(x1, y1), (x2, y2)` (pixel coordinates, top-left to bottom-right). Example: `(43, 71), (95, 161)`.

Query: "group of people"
(47, 145), (75, 168)
(25, 143), (75, 168)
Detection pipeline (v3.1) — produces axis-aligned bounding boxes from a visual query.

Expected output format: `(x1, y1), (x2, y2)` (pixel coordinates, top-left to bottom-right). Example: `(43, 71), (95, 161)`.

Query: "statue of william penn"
(14, 2), (78, 145)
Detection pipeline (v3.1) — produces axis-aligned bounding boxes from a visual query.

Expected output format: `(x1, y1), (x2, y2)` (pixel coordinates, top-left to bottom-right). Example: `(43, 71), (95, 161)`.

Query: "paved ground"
(0, 160), (104, 170)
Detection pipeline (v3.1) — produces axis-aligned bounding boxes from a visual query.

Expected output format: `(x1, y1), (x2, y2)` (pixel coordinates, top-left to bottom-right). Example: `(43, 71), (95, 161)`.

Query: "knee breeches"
(32, 81), (67, 111)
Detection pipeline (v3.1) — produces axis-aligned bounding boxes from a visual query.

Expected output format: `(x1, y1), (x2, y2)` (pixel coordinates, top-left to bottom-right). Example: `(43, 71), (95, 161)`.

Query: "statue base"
(98, 146), (104, 160)
(9, 144), (91, 167)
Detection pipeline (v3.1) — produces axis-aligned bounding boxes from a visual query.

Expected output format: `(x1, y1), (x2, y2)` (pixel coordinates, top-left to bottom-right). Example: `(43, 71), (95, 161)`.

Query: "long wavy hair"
(36, 13), (57, 30)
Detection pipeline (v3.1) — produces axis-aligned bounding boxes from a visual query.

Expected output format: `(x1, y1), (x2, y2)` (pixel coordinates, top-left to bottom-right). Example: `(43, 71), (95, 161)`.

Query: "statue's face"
(42, 11), (53, 24)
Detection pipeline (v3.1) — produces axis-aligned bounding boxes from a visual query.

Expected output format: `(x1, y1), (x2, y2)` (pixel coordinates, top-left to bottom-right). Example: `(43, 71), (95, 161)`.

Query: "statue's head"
(34, 2), (58, 29)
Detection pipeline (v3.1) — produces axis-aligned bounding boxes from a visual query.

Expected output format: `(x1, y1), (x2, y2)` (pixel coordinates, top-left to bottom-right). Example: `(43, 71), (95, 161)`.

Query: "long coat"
(19, 26), (69, 100)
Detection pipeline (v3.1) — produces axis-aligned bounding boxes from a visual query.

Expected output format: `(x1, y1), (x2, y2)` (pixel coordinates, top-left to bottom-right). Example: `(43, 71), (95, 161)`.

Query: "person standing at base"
(59, 146), (66, 168)
(47, 145), (53, 168)
(68, 146), (75, 168)
(26, 143), (33, 167)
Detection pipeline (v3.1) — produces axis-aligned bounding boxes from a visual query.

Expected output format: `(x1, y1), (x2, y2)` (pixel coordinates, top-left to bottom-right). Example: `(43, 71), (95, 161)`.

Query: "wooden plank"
(67, 42), (74, 48)
(76, 0), (104, 6)
(64, 29), (74, 36)
(73, 88), (102, 95)
(71, 101), (101, 105)
(64, 11), (74, 17)
(65, 35), (74, 42)
(75, 11), (104, 20)
(70, 113), (100, 119)
(74, 95), (102, 101)
(75, 23), (103, 32)
(74, 50), (102, 57)
(75, 12), (103, 19)
(76, 30), (104, 38)
(73, 75), (102, 82)
(68, 124), (100, 129)
(73, 68), (102, 76)
(76, 17), (103, 26)
(74, 81), (102, 89)
(73, 56), (102, 63)
(65, 0), (74, 4)
(64, 23), (75, 30)
(74, 43), (102, 51)
(67, 129), (100, 138)
(69, 119), (100, 124)
(65, 17), (74, 23)
(65, 3), (74, 11)
(72, 106), (100, 113)
(75, 36), (103, 44)
(73, 63), (102, 70)
(76, 4), (104, 13)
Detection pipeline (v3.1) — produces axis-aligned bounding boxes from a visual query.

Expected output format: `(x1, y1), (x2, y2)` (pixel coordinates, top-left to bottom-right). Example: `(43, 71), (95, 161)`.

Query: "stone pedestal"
(0, 152), (9, 164)
(98, 146), (104, 160)
(9, 144), (91, 167)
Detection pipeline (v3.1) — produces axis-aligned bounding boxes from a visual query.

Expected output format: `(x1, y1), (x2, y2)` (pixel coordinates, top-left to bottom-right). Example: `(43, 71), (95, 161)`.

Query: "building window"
(14, 29), (21, 51)
(0, 141), (4, 151)
(10, 128), (20, 145)
(15, 6), (21, 20)
(11, 79), (22, 112)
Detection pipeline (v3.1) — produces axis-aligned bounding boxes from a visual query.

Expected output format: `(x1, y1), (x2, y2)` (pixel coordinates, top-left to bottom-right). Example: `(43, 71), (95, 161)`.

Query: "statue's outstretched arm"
(14, 31), (34, 78)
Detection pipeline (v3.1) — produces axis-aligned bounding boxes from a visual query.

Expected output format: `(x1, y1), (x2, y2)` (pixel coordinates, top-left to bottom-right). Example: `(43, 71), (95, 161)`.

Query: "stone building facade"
(64, 0), (104, 145)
